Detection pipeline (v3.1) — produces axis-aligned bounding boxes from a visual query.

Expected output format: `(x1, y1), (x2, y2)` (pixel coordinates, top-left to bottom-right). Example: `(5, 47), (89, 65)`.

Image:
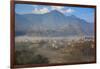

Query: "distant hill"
(15, 10), (94, 37)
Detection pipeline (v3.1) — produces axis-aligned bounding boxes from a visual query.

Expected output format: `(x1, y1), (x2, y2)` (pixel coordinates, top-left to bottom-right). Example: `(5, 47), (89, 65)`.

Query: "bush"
(15, 49), (49, 65)
(15, 42), (49, 65)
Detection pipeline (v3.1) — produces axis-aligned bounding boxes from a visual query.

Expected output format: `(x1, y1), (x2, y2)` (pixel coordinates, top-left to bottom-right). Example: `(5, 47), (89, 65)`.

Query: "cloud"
(40, 7), (50, 13)
(51, 6), (74, 14)
(66, 8), (74, 13)
(32, 6), (74, 14)
(59, 8), (75, 13)
(32, 7), (50, 14)
(51, 6), (64, 10)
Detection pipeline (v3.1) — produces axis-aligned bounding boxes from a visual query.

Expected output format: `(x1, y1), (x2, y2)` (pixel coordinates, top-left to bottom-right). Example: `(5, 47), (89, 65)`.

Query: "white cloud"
(51, 6), (74, 14)
(32, 7), (50, 14)
(51, 6), (64, 10)
(40, 7), (49, 13)
(59, 8), (75, 13)
(66, 8), (74, 13)
(32, 6), (74, 14)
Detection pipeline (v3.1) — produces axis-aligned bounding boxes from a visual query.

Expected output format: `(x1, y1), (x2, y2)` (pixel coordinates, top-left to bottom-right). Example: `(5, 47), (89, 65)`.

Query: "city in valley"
(15, 36), (95, 65)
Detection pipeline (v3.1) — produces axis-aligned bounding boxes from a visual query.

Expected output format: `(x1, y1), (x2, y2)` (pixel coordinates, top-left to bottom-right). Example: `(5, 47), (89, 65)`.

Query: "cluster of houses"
(16, 36), (95, 49)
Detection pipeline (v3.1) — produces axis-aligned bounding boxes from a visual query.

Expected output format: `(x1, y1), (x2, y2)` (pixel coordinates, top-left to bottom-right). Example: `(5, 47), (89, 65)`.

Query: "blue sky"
(15, 4), (95, 23)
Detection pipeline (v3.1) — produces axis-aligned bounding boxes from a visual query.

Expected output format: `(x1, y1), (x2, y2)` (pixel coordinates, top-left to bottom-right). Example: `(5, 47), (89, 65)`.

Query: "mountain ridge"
(15, 10), (94, 37)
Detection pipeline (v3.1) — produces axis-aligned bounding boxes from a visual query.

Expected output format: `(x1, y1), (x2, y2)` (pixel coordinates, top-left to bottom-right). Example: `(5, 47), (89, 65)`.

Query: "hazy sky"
(15, 4), (95, 23)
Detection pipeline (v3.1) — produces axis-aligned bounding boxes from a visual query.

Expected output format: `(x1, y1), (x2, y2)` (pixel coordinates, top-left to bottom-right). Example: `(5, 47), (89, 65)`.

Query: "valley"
(15, 36), (95, 65)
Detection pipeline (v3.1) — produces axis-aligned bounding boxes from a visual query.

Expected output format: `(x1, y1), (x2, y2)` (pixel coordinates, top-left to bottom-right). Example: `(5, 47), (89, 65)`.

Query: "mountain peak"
(68, 15), (79, 19)
(49, 10), (62, 14)
(51, 10), (60, 12)
(46, 10), (65, 17)
(70, 15), (76, 17)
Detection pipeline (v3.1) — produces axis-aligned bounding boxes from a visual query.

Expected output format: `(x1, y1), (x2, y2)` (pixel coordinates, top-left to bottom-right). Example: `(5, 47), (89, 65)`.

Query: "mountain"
(15, 10), (94, 37)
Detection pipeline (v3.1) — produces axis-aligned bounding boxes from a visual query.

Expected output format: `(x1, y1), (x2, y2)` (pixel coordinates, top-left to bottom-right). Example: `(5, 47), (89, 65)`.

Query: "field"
(15, 36), (95, 65)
